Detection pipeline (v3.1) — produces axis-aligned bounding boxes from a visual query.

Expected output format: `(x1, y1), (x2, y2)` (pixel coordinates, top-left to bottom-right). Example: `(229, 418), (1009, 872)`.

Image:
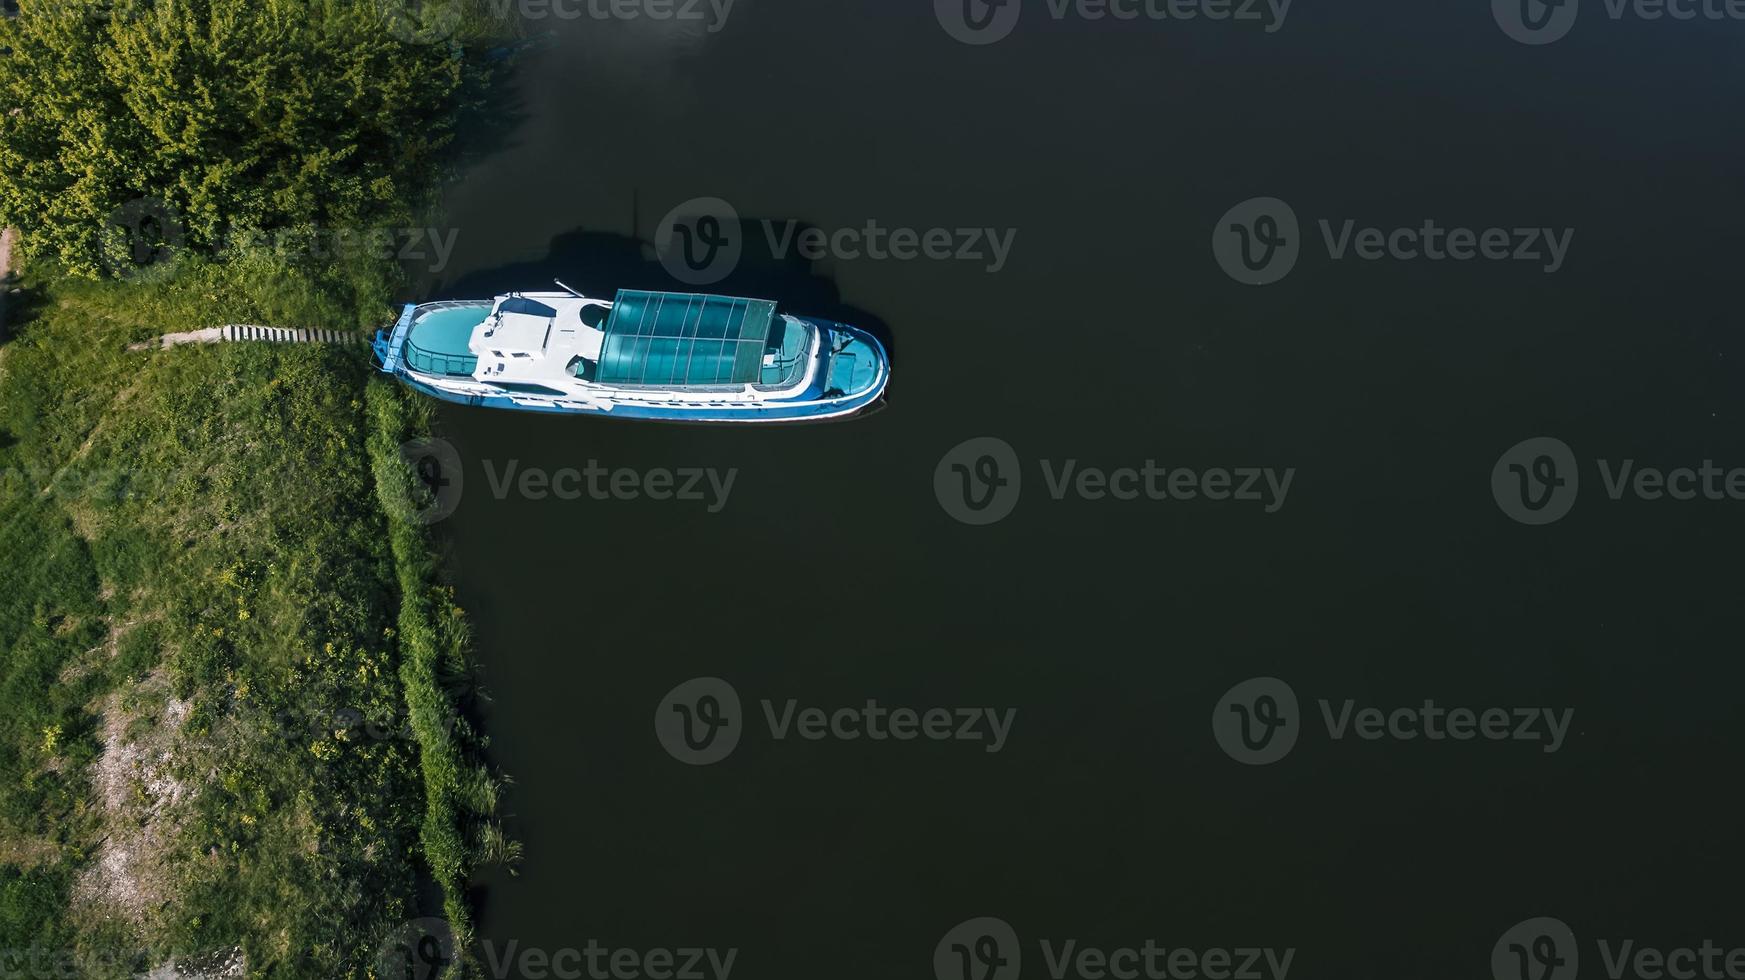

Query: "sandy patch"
(140, 946), (247, 979)
(74, 674), (192, 928)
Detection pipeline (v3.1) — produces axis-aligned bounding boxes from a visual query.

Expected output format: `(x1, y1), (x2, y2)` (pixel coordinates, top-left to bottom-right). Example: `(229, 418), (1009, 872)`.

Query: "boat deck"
(403, 294), (818, 391)
(405, 303), (489, 376)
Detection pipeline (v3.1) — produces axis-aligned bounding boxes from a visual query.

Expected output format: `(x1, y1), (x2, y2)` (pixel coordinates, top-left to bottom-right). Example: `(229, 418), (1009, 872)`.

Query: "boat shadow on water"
(436, 220), (900, 378)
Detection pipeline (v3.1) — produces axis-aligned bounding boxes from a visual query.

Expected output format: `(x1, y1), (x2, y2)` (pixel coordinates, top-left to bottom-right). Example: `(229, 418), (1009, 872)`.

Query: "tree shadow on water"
(0, 283), (49, 349)
(438, 219), (899, 367)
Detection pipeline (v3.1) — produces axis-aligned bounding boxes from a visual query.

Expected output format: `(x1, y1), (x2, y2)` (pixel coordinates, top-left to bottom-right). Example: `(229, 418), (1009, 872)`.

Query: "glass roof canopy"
(597, 290), (778, 387)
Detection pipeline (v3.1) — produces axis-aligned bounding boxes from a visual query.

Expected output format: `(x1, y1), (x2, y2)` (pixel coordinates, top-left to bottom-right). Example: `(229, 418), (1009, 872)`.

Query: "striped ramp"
(220, 325), (364, 345)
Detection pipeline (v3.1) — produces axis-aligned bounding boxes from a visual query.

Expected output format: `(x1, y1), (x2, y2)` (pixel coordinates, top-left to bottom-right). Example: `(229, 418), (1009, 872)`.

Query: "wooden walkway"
(129, 324), (365, 351)
(0, 232), (363, 351)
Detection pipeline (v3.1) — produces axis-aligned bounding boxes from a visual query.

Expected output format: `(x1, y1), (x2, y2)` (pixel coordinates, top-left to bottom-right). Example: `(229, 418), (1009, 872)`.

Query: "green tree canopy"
(0, 0), (472, 278)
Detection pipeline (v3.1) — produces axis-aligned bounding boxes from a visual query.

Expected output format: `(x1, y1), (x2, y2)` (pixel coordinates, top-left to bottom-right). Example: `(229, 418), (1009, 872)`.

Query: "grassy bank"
(0, 0), (523, 970)
(0, 257), (507, 976)
(366, 380), (517, 961)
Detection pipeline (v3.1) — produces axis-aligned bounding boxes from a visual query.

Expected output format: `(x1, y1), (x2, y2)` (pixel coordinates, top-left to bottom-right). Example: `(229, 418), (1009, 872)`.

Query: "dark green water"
(422, 3), (1745, 978)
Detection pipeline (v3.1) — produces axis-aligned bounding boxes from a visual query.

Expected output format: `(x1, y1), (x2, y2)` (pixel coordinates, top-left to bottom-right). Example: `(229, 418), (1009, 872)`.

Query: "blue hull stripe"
(394, 374), (885, 423)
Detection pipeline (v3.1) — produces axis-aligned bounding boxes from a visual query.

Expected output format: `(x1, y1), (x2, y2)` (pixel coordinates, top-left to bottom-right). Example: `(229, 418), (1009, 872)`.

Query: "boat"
(371, 284), (889, 423)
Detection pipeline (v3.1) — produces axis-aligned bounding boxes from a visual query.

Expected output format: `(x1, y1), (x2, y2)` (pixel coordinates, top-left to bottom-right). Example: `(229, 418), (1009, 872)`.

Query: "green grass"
(367, 382), (520, 965)
(0, 0), (521, 967)
(0, 254), (508, 977)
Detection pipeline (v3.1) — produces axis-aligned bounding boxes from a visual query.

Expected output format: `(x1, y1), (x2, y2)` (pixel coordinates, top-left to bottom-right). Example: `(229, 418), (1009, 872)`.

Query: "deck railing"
(403, 340), (479, 377)
(402, 301), (486, 376)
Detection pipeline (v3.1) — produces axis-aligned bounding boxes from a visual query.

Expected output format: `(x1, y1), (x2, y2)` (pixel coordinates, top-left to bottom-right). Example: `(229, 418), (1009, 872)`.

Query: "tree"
(0, 0), (473, 278)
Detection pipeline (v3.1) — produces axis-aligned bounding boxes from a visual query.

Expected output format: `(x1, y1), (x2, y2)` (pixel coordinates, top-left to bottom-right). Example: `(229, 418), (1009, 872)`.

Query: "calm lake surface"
(425, 3), (1745, 977)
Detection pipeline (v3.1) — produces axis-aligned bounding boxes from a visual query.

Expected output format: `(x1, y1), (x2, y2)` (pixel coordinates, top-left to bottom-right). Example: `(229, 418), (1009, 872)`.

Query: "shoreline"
(0, 261), (508, 974)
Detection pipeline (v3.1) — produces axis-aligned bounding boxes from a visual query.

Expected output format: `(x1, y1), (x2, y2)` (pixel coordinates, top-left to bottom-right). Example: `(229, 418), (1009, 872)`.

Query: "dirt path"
(0, 227), (15, 339)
